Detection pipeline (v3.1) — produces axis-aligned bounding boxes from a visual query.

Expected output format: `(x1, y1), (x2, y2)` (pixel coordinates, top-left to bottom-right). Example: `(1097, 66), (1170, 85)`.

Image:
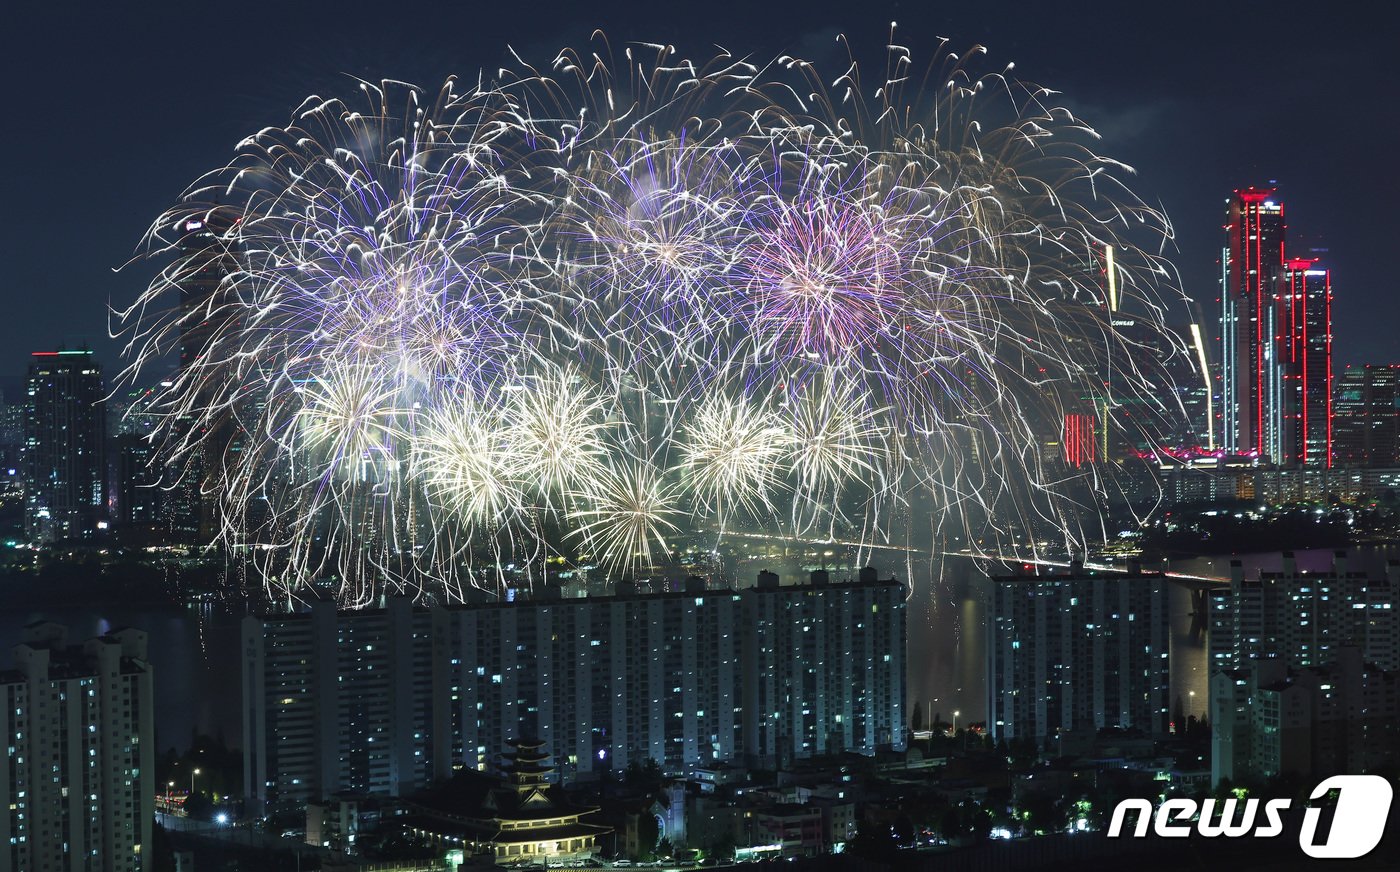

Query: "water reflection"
(905, 546), (1398, 731)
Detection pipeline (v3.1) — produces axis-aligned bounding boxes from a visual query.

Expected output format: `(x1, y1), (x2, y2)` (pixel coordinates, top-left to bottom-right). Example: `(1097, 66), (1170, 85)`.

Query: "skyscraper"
(166, 210), (244, 543)
(113, 434), (163, 528)
(175, 210), (240, 379)
(1278, 258), (1333, 466)
(1, 623), (155, 871)
(1333, 365), (1400, 468)
(24, 348), (107, 542)
(1220, 187), (1286, 459)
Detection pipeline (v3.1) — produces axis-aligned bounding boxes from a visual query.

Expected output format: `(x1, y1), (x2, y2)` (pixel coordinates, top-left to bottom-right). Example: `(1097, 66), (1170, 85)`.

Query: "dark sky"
(3, 0), (1397, 398)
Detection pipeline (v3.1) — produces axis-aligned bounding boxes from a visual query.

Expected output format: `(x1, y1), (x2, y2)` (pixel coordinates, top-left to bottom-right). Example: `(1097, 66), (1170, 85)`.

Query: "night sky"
(4, 0), (1396, 397)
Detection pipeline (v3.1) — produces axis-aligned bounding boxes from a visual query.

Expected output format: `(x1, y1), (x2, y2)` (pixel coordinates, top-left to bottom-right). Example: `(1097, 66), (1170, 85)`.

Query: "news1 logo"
(1108, 775), (1393, 859)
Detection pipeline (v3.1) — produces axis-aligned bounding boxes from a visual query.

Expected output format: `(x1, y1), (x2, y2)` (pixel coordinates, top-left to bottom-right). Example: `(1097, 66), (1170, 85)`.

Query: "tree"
(184, 790), (214, 821)
(634, 812), (660, 859)
(846, 819), (899, 863)
(705, 833), (735, 862)
(624, 758), (664, 794)
(939, 806), (963, 841)
(1020, 790), (1061, 834)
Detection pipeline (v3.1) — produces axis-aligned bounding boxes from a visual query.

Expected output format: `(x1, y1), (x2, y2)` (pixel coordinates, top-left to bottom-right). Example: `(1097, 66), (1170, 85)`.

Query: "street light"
(191, 768), (201, 796)
(952, 711), (961, 735)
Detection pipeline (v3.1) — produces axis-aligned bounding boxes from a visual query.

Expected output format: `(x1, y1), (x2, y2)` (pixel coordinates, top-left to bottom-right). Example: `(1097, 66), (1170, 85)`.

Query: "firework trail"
(114, 29), (1188, 604)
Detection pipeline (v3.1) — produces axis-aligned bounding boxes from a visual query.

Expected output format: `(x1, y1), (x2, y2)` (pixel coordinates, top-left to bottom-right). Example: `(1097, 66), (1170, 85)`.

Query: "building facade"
(0, 624), (155, 871)
(1217, 188), (1336, 467)
(242, 598), (435, 816)
(743, 568), (906, 768)
(245, 571), (908, 815)
(24, 349), (106, 542)
(1220, 187), (1286, 458)
(433, 581), (745, 781)
(986, 565), (1172, 742)
(1211, 648), (1399, 785)
(1278, 259), (1333, 467)
(1333, 364), (1400, 468)
(1208, 551), (1399, 674)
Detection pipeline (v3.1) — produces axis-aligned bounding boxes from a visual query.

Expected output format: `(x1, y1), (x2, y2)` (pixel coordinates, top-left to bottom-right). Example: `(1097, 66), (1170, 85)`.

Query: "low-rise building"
(398, 740), (609, 866)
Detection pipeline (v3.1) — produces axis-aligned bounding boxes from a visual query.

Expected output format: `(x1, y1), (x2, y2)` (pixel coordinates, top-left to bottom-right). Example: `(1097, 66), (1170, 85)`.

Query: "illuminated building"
(742, 568), (907, 769)
(241, 598), (436, 816)
(400, 741), (609, 864)
(433, 579), (746, 781)
(1278, 259), (1333, 466)
(175, 210), (240, 377)
(1062, 413), (1097, 467)
(170, 211), (242, 542)
(439, 568), (906, 776)
(0, 624), (154, 871)
(244, 571), (907, 814)
(986, 563), (1172, 741)
(1208, 552), (1399, 674)
(1218, 189), (1336, 466)
(113, 434), (163, 528)
(1333, 365), (1400, 467)
(1219, 187), (1286, 458)
(24, 348), (107, 542)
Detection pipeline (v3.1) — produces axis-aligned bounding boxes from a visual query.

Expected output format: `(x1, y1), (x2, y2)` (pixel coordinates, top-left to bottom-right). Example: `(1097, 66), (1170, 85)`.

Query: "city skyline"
(0, 3), (1397, 868)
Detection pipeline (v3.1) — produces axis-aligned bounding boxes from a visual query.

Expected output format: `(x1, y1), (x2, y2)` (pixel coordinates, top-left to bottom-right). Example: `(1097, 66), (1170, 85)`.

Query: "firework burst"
(115, 30), (1188, 603)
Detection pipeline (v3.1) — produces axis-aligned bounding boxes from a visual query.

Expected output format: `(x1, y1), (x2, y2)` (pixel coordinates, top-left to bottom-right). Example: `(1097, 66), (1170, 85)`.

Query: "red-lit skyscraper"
(1218, 188), (1334, 467)
(1278, 259), (1333, 466)
(1219, 187), (1286, 458)
(1062, 413), (1098, 468)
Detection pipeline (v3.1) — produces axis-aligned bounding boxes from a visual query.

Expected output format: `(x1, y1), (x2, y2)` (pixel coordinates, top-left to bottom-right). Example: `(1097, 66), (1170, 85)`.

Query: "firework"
(115, 30), (1187, 603)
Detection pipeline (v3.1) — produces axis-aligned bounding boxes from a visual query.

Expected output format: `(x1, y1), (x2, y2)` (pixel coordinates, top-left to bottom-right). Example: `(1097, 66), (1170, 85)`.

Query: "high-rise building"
(743, 568), (907, 769)
(0, 623), (155, 871)
(1220, 187), (1286, 458)
(986, 564), (1172, 742)
(0, 393), (26, 478)
(1333, 365), (1400, 468)
(1208, 552), (1399, 674)
(171, 211), (243, 543)
(244, 571), (908, 815)
(1278, 259), (1333, 466)
(24, 348), (107, 542)
(1108, 319), (1214, 456)
(1211, 648), (1399, 786)
(1218, 189), (1336, 467)
(1061, 413), (1098, 468)
(242, 598), (435, 816)
(434, 580), (745, 781)
(174, 211), (240, 379)
(113, 434), (163, 528)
